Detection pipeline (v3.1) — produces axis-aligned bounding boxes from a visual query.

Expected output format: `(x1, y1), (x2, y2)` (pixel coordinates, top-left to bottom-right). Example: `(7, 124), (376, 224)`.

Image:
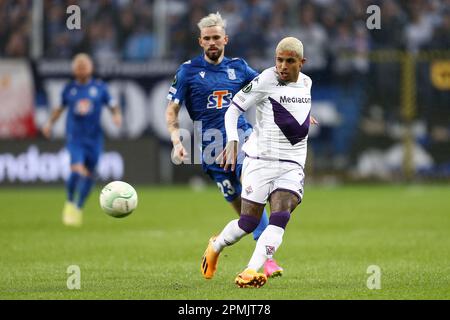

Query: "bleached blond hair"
(72, 53), (93, 67)
(276, 37), (304, 58)
(197, 12), (227, 30)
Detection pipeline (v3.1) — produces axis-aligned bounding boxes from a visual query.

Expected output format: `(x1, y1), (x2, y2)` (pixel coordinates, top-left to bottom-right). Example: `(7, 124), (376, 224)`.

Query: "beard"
(205, 48), (223, 62)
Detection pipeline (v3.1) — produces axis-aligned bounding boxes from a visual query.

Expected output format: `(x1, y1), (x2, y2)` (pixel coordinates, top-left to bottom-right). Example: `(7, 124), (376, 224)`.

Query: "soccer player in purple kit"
(43, 53), (122, 227)
(206, 37), (311, 288)
(165, 12), (283, 279)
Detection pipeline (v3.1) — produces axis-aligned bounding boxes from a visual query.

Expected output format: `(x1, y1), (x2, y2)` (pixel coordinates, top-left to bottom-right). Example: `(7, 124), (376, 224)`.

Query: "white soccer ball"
(99, 181), (138, 218)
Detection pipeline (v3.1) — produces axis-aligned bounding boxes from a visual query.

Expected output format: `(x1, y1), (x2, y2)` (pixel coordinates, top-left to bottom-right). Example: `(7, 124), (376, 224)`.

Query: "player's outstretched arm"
(165, 101), (189, 163)
(310, 115), (319, 125)
(42, 107), (64, 138)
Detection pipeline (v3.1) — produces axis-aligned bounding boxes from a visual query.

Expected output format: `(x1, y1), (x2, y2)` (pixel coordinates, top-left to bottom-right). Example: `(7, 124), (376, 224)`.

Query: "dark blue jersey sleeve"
(60, 83), (70, 108)
(167, 63), (189, 106)
(101, 82), (115, 108)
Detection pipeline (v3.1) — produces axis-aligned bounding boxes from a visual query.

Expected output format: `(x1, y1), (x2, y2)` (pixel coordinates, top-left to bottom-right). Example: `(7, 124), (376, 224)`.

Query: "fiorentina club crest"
(265, 245), (275, 256)
(245, 185), (253, 195)
(227, 68), (236, 80)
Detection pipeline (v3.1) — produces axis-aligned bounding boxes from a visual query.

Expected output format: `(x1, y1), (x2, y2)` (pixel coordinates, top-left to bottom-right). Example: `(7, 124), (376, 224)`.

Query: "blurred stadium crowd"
(1, 0), (449, 61)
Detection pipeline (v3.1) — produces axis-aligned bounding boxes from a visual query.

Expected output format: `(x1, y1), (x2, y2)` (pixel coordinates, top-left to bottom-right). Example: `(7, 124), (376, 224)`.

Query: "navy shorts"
(206, 163), (243, 202)
(67, 143), (101, 173)
(204, 126), (251, 202)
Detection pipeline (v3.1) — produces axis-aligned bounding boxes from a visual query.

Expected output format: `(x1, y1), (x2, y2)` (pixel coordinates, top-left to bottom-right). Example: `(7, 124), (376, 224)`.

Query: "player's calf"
(212, 215), (260, 253)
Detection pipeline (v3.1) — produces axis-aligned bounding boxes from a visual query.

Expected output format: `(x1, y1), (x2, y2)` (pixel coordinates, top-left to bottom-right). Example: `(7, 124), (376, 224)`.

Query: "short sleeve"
(231, 72), (267, 112)
(101, 83), (116, 108)
(60, 84), (70, 108)
(167, 64), (189, 106)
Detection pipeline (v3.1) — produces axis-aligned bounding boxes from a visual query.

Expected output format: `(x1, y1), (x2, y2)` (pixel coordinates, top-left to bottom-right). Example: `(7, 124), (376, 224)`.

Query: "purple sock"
(238, 215), (260, 233)
(269, 211), (291, 229)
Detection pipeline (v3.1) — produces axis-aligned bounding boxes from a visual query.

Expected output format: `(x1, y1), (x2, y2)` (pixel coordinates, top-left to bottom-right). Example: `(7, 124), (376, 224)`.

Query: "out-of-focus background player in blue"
(42, 53), (122, 227)
(165, 13), (284, 278)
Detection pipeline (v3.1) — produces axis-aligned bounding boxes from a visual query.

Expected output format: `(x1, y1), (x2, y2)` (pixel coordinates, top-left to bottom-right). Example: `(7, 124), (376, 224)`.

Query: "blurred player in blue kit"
(43, 53), (122, 227)
(165, 12), (283, 278)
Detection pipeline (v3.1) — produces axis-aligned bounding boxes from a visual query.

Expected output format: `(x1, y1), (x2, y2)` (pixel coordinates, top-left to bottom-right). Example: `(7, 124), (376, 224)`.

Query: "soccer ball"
(99, 181), (138, 218)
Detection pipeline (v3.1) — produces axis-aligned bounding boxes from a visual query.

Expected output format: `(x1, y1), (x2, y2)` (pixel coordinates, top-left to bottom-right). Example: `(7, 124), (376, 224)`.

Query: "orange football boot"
(201, 236), (220, 279)
(235, 268), (267, 288)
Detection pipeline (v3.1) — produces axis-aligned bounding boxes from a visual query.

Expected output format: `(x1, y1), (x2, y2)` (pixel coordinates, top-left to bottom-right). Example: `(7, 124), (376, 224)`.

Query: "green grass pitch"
(0, 184), (449, 300)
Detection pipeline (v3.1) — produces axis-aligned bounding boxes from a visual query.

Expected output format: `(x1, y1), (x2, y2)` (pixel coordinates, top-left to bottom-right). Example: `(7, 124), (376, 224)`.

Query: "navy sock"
(66, 172), (81, 203)
(252, 208), (269, 241)
(76, 176), (95, 209)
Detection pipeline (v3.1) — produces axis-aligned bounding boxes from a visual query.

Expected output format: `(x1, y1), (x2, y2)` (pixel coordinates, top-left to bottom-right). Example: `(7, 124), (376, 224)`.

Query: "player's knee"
(71, 165), (90, 177)
(237, 214), (260, 233)
(269, 193), (299, 213)
(71, 165), (82, 174)
(269, 211), (291, 229)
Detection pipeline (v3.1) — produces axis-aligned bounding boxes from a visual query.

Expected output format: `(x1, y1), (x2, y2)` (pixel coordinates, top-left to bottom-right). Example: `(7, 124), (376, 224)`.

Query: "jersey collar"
(201, 55), (229, 69)
(74, 78), (94, 86)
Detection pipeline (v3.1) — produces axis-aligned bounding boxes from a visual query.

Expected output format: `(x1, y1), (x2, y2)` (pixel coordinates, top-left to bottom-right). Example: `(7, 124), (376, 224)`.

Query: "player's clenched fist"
(171, 141), (189, 164)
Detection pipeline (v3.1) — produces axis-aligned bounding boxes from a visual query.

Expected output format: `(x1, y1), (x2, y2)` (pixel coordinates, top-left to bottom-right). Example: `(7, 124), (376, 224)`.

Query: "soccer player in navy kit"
(43, 53), (122, 227)
(165, 12), (283, 279)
